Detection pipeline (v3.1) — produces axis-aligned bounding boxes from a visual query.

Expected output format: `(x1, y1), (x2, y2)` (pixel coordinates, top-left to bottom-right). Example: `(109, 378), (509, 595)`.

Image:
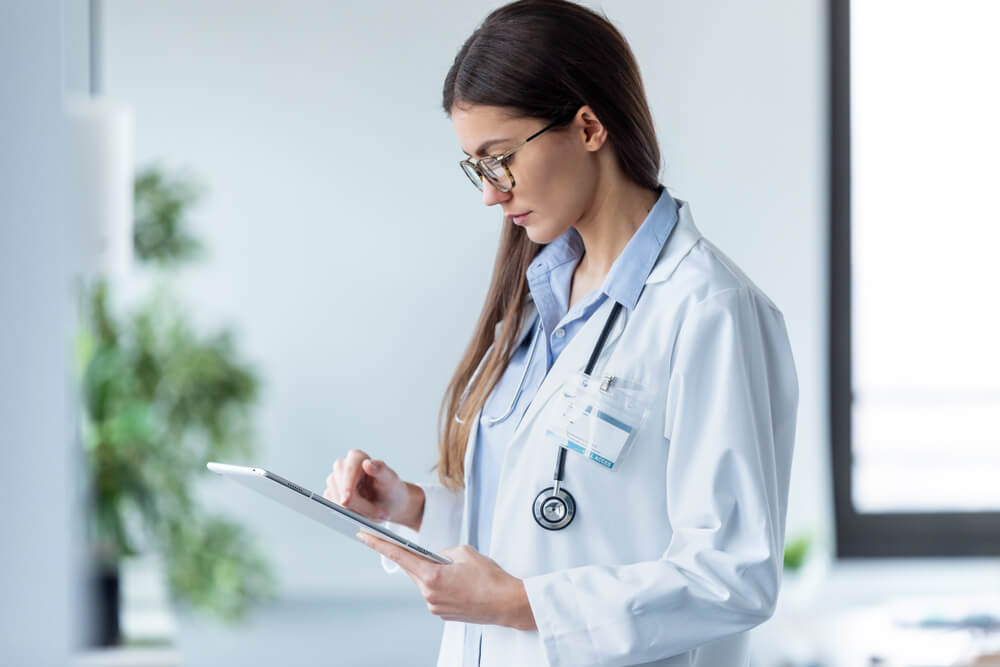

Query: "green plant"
(77, 165), (275, 621)
(783, 533), (812, 572)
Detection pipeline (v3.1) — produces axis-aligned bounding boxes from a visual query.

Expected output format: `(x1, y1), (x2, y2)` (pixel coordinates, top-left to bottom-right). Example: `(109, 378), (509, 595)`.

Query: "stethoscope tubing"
(484, 316), (543, 425)
(534, 301), (624, 530)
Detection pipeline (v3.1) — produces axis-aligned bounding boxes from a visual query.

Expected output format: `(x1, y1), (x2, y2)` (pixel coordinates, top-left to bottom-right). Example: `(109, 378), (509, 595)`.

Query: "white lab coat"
(382, 198), (798, 667)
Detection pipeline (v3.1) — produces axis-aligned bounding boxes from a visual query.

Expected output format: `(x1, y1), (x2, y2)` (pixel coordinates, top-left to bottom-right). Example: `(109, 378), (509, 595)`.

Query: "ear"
(574, 105), (608, 152)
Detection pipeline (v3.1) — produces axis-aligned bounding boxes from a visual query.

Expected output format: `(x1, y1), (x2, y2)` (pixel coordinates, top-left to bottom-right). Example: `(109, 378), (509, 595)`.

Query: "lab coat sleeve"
(379, 482), (464, 575)
(522, 287), (799, 667)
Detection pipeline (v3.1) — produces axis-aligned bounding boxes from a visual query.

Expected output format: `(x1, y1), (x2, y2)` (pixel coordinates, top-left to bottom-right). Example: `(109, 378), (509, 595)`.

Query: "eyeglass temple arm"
(463, 118), (562, 165)
(499, 119), (561, 159)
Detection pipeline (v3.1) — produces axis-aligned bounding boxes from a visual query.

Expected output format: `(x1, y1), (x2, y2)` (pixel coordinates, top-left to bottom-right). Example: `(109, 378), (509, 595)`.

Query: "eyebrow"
(462, 137), (512, 157)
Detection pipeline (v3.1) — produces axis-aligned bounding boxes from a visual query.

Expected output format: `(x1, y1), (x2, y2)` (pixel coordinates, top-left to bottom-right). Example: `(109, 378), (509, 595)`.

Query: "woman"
(323, 1), (798, 665)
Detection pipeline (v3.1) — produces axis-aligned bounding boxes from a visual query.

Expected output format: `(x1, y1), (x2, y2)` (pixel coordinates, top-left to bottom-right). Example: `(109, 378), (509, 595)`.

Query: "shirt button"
(554, 328), (566, 339)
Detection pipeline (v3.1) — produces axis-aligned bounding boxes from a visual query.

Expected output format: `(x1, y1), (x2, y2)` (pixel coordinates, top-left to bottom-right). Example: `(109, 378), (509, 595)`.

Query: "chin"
(522, 223), (564, 245)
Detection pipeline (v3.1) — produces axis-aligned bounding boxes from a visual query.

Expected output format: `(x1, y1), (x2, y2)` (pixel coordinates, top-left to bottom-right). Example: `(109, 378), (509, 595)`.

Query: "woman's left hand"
(356, 532), (537, 631)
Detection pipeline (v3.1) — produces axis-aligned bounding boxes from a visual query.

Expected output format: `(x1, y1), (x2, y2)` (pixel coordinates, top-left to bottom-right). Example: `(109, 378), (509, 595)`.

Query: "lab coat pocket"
(544, 370), (653, 472)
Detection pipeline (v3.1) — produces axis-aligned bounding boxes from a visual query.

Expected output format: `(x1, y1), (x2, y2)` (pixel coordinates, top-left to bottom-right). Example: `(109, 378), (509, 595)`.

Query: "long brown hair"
(436, 0), (662, 489)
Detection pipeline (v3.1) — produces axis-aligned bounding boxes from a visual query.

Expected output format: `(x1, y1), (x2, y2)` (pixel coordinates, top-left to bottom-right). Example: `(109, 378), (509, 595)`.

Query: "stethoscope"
(533, 300), (624, 531)
(457, 300), (624, 531)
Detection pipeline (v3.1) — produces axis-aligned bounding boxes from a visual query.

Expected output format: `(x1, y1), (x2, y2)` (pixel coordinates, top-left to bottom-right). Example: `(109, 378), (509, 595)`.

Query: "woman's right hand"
(323, 449), (420, 529)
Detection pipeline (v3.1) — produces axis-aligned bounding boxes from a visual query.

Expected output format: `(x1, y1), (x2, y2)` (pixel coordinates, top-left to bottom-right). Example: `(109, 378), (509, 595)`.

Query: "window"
(830, 0), (1000, 557)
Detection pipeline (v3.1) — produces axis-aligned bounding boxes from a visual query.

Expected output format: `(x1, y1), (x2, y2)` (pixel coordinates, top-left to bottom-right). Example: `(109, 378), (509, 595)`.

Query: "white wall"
(102, 0), (828, 600)
(1, 1), (82, 663)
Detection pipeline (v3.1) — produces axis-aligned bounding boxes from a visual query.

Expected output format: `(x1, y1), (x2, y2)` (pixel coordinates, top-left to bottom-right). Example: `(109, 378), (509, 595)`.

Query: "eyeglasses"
(459, 119), (561, 193)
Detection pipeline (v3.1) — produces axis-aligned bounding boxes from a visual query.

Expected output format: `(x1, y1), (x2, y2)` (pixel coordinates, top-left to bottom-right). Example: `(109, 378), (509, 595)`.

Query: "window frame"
(829, 0), (1000, 558)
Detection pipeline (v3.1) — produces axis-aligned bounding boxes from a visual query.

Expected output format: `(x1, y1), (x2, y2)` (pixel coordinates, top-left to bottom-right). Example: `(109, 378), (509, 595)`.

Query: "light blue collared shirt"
(463, 186), (679, 666)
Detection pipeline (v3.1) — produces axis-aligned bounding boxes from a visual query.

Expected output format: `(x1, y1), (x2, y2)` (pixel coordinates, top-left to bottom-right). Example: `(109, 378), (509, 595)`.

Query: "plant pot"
(87, 562), (121, 647)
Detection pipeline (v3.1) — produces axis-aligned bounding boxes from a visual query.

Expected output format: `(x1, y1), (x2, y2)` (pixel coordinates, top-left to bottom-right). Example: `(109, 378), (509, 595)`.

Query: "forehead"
(451, 104), (533, 156)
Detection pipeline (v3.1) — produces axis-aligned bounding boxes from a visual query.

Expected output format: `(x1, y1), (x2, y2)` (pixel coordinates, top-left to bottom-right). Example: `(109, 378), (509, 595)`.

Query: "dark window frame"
(829, 0), (1000, 558)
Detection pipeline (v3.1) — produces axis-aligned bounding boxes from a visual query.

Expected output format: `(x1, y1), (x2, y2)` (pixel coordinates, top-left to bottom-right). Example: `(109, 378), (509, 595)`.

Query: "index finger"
(341, 449), (370, 503)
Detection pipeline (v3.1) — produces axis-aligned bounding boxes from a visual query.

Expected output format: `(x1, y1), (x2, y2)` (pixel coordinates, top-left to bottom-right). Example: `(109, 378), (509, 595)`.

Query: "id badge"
(544, 370), (651, 469)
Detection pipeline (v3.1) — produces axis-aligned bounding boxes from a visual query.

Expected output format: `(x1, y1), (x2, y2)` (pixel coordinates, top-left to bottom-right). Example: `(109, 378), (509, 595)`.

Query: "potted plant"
(76, 166), (276, 647)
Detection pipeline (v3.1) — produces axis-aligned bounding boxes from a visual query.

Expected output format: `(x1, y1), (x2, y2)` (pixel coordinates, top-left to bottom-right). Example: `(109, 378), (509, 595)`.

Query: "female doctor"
(323, 1), (798, 665)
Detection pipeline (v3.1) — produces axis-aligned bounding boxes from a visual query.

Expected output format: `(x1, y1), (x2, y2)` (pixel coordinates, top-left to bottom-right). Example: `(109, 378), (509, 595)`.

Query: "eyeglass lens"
(462, 157), (511, 192)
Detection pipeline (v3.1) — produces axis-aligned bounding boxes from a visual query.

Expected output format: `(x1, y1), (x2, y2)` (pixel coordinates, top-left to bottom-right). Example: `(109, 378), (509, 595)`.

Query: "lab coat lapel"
(460, 403), (480, 544)
(644, 198), (701, 286)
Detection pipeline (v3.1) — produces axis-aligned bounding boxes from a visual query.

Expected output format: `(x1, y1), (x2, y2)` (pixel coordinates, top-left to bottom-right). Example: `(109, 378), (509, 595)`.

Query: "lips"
(509, 211), (532, 225)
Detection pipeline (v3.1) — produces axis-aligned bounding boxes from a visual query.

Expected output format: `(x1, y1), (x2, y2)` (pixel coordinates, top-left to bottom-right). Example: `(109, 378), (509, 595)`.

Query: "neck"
(573, 178), (660, 279)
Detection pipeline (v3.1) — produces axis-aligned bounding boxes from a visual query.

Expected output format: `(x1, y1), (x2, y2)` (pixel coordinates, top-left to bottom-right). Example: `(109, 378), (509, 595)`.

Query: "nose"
(482, 180), (511, 207)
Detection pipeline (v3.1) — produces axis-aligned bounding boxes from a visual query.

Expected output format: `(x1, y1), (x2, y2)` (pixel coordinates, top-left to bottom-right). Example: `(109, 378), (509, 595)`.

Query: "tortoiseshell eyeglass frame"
(459, 118), (563, 193)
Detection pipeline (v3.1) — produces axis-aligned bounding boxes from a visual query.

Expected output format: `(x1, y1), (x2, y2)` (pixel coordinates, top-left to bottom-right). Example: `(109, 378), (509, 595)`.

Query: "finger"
(323, 472), (340, 502)
(330, 460), (345, 497)
(361, 458), (389, 480)
(339, 493), (380, 519)
(340, 449), (370, 503)
(326, 470), (376, 514)
(356, 531), (431, 580)
(359, 459), (393, 500)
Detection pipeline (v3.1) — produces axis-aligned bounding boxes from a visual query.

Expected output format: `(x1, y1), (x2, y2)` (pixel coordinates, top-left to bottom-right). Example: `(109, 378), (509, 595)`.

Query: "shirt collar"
(526, 185), (679, 312)
(601, 185), (678, 310)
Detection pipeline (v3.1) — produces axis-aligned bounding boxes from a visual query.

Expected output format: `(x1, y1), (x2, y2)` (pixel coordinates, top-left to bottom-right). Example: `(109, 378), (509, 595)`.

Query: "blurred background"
(2, 1), (998, 665)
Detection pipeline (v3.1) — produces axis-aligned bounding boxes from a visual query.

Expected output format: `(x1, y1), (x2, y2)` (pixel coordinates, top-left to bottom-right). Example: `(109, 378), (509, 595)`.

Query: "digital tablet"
(207, 462), (451, 565)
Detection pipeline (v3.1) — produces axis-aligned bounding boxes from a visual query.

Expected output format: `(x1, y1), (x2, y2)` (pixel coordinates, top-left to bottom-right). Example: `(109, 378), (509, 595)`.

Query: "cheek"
(513, 145), (592, 239)
(518, 152), (579, 213)
(512, 155), (556, 195)
(556, 150), (596, 193)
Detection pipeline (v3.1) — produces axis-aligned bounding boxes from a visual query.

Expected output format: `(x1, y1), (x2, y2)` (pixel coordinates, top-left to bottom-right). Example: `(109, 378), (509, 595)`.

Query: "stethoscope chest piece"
(533, 486), (576, 530)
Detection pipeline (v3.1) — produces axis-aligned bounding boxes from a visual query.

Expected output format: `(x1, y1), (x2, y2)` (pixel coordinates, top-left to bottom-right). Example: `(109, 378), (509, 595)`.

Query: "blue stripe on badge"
(596, 410), (632, 433)
(545, 430), (586, 454)
(589, 452), (614, 468)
